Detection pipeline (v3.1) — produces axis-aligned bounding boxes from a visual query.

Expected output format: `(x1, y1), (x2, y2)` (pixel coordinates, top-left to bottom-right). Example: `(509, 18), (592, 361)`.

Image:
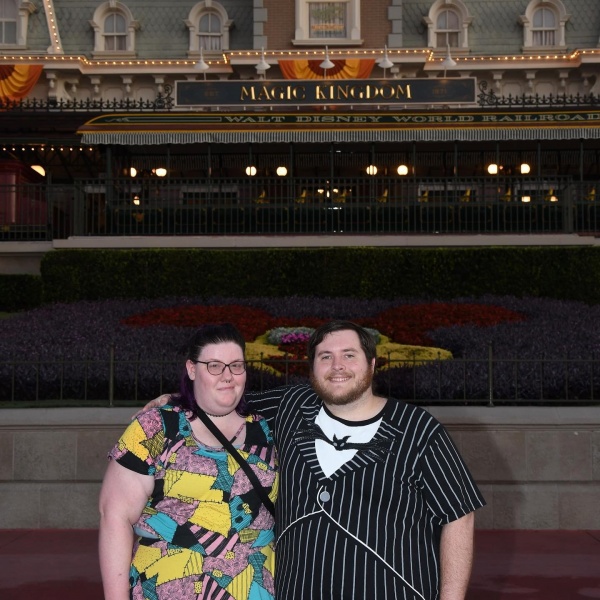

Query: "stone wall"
(0, 406), (598, 529)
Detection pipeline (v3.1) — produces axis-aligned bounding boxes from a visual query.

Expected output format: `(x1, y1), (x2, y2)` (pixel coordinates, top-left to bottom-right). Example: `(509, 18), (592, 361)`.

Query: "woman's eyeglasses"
(192, 360), (247, 376)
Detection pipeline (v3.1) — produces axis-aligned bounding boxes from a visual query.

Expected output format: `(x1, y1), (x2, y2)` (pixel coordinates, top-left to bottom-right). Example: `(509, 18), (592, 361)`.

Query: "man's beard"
(310, 369), (373, 407)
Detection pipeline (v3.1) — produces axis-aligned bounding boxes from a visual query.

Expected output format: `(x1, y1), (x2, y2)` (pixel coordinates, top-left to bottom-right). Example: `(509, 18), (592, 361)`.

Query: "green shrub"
(39, 247), (600, 304)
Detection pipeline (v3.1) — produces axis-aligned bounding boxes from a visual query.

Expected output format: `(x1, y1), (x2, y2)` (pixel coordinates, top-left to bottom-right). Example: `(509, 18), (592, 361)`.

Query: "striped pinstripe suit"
(248, 384), (485, 600)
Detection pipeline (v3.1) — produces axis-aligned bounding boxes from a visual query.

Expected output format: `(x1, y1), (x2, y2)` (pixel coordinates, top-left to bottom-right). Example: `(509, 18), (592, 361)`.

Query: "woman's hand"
(132, 394), (171, 419)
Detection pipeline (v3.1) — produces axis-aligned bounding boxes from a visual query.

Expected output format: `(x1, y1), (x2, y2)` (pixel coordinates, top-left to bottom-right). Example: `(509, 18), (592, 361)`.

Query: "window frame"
(293, 0), (362, 47)
(0, 0), (35, 49)
(520, 0), (570, 52)
(89, 1), (139, 59)
(423, 0), (472, 50)
(186, 1), (232, 56)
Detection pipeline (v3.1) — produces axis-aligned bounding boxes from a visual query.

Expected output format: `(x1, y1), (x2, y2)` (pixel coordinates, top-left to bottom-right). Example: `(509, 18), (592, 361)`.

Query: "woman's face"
(186, 341), (246, 415)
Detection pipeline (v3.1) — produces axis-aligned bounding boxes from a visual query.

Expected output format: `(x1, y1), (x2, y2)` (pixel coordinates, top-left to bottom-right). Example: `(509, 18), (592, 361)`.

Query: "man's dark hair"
(307, 320), (377, 368)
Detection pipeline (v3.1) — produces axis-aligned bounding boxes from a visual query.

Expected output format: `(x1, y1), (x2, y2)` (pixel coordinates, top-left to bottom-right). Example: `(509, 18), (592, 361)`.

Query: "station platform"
(1, 529), (599, 599)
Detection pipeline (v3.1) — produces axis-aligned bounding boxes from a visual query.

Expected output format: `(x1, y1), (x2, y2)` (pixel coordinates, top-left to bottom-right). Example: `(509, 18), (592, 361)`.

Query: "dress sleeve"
(420, 425), (486, 524)
(108, 408), (166, 476)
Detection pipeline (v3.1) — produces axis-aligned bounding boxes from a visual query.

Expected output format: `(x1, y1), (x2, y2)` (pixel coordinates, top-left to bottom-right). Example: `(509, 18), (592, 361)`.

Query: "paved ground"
(0, 529), (599, 599)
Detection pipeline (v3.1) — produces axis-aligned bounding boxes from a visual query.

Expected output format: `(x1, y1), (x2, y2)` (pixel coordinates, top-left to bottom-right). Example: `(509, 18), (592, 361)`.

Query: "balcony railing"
(1, 348), (598, 406)
(1, 176), (599, 240)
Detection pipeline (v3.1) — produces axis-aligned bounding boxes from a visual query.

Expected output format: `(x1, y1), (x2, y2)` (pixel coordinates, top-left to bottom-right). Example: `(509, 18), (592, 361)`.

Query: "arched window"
(520, 0), (569, 50)
(186, 2), (232, 55)
(90, 2), (139, 58)
(104, 12), (126, 51)
(423, 0), (472, 49)
(532, 7), (555, 46)
(0, 0), (35, 47)
(436, 9), (460, 48)
(294, 0), (361, 46)
(199, 11), (222, 50)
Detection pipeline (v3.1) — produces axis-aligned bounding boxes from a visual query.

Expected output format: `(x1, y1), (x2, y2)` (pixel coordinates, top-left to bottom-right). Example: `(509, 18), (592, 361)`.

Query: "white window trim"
(89, 1), (139, 58)
(519, 0), (570, 51)
(185, 1), (232, 55)
(293, 0), (362, 47)
(423, 0), (472, 50)
(0, 0), (36, 48)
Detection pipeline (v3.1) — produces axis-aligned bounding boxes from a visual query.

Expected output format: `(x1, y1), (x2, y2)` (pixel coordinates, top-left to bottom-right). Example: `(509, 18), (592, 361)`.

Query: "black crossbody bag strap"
(195, 409), (275, 517)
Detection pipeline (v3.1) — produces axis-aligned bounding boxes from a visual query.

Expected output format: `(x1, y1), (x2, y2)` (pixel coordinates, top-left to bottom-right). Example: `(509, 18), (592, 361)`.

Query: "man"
(147, 320), (485, 599)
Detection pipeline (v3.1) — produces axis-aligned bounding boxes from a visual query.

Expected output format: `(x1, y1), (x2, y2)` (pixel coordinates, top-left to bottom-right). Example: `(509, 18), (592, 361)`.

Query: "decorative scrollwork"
(154, 83), (173, 110)
(477, 80), (499, 107)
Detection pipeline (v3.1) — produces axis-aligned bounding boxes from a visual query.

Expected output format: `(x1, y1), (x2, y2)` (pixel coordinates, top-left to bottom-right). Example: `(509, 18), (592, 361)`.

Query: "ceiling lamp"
(255, 48), (271, 76)
(440, 44), (457, 77)
(194, 47), (210, 79)
(320, 46), (335, 78)
(397, 164), (409, 176)
(378, 45), (394, 79)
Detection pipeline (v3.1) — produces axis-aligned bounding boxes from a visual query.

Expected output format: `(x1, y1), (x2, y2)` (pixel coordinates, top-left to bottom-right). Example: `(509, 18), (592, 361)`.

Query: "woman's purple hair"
(171, 323), (250, 419)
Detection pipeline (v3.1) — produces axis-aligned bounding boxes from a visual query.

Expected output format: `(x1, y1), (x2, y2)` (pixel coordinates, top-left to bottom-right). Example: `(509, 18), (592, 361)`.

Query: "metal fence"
(1, 175), (600, 239)
(2, 348), (599, 406)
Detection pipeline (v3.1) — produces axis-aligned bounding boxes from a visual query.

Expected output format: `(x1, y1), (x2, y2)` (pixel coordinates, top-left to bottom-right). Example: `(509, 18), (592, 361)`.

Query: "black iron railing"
(1, 175), (599, 239)
(1, 348), (598, 406)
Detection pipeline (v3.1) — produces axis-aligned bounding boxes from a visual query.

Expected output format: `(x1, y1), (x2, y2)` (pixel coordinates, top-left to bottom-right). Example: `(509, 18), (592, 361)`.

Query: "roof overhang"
(78, 108), (600, 145)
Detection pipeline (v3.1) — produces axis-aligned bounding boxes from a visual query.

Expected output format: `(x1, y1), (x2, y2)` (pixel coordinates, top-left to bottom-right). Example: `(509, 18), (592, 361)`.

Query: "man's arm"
(439, 511), (475, 600)
(138, 386), (291, 419)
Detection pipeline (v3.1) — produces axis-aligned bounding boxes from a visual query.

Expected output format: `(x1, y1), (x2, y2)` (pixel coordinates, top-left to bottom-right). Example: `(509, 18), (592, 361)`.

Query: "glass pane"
(533, 8), (555, 27)
(105, 13), (126, 34)
(200, 13), (221, 34)
(309, 2), (347, 39)
(1, 20), (16, 44)
(200, 34), (221, 51)
(0, 0), (19, 20)
(115, 14), (126, 34)
(437, 9), (459, 30)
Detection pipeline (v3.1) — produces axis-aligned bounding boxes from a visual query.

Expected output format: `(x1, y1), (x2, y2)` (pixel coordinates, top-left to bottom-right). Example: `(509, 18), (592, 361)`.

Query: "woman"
(99, 323), (278, 600)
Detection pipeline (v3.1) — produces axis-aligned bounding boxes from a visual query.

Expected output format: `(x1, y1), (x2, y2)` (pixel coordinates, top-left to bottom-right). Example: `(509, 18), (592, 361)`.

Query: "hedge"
(38, 246), (600, 304)
(0, 274), (43, 311)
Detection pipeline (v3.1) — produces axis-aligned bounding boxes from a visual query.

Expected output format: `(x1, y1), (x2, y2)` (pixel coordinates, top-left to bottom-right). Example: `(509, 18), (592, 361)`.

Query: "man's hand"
(132, 394), (171, 419)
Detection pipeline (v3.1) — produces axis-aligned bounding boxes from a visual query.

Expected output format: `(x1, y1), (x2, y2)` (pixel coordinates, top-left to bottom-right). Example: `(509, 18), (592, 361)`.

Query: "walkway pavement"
(0, 529), (599, 599)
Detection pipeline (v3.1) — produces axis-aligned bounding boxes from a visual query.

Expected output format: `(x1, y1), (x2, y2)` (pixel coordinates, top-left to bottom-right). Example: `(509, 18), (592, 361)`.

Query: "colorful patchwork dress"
(109, 406), (278, 600)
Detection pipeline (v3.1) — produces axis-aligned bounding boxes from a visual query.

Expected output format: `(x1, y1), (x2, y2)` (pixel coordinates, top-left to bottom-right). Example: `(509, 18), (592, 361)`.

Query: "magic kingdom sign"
(174, 78), (477, 107)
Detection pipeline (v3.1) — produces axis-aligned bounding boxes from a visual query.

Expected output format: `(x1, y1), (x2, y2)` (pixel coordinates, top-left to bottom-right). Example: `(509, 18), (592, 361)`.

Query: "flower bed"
(0, 295), (598, 404)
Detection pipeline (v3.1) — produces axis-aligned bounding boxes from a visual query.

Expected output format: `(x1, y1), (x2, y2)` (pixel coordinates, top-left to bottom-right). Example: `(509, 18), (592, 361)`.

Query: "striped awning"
(78, 109), (600, 145)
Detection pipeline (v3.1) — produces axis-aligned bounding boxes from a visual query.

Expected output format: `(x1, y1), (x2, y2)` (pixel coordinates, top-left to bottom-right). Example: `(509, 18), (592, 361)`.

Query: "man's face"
(309, 329), (375, 407)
